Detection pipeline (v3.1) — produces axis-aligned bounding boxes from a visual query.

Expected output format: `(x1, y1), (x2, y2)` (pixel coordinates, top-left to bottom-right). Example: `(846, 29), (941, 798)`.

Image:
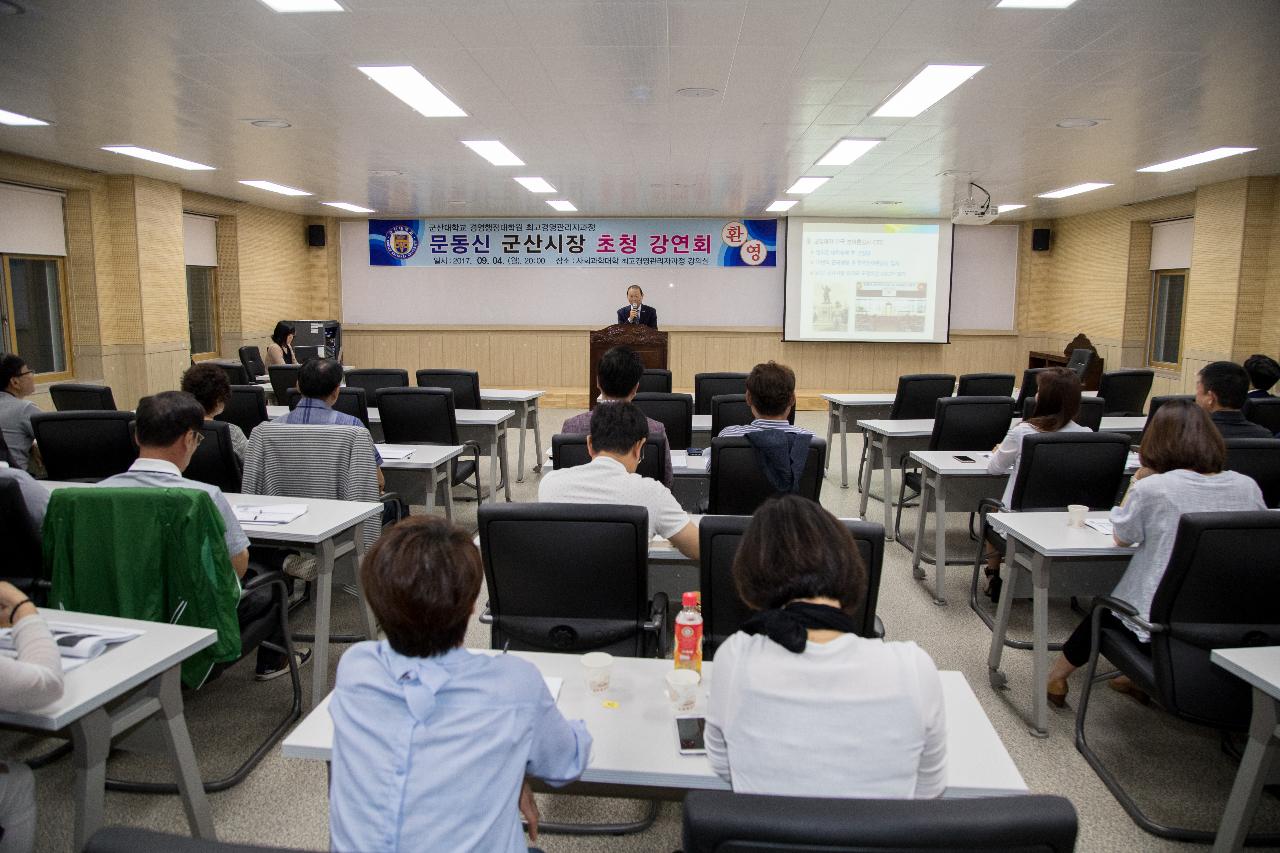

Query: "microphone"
(630, 304), (639, 323)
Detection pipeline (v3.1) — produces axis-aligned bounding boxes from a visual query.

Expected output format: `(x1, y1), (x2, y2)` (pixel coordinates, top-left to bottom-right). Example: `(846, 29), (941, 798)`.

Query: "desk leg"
(155, 667), (216, 840)
(841, 408), (850, 488)
(352, 529), (377, 641)
(911, 471), (930, 580)
(310, 537), (335, 710)
(858, 436), (875, 519)
(1213, 690), (1280, 853)
(515, 401), (529, 483)
(70, 707), (111, 851)
(499, 427), (511, 501)
(486, 427), (500, 504)
(531, 401), (543, 474)
(824, 402), (834, 469)
(444, 470), (455, 520)
(988, 539), (1016, 688)
(881, 437), (894, 539)
(932, 476), (948, 605)
(1031, 552), (1051, 738)
(424, 467), (436, 512)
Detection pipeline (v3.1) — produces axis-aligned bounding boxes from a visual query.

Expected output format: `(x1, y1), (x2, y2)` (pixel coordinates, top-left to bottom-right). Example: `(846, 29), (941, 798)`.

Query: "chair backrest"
(1008, 431), (1130, 511)
(237, 346), (266, 379)
(889, 374), (954, 420)
(267, 364), (302, 402)
(632, 392), (693, 450)
(551, 432), (666, 482)
(0, 477), (43, 592)
(698, 516), (883, 659)
(1223, 438), (1280, 508)
(956, 372), (1015, 397)
(31, 411), (137, 481)
(185, 420), (243, 493)
(214, 361), (250, 386)
(1020, 394), (1105, 431)
(930, 396), (1014, 451)
(285, 388), (367, 426)
(1242, 396), (1280, 435)
(49, 383), (116, 411)
(216, 385), (269, 436)
(478, 503), (651, 656)
(1096, 369), (1154, 416)
(86, 826), (306, 853)
(1065, 347), (1094, 378)
(345, 368), (409, 398)
(1148, 512), (1280, 729)
(415, 369), (480, 410)
(695, 372), (749, 416)
(1014, 367), (1053, 411)
(711, 394), (796, 435)
(681, 791), (1079, 853)
(375, 387), (460, 444)
(0, 423), (13, 466)
(1142, 394), (1195, 441)
(638, 368), (672, 394)
(707, 436), (826, 515)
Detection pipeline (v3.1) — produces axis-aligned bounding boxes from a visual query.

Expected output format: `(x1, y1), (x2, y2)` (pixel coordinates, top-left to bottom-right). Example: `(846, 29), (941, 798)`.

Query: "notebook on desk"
(234, 504), (308, 525)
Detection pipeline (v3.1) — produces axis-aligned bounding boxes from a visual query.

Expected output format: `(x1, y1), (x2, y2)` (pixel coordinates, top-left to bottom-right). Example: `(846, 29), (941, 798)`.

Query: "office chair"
(1020, 394), (1105, 431)
(267, 364), (302, 403)
(376, 387), (483, 502)
(213, 361), (250, 386)
(1242, 396), (1280, 435)
(1065, 347), (1094, 378)
(637, 368), (672, 394)
(1141, 394), (1194, 441)
(957, 372), (1015, 397)
(216, 385), (269, 436)
(707, 436), (826, 515)
(285, 387), (370, 428)
(1223, 437), (1280, 507)
(0, 478), (46, 603)
(49, 382), (116, 411)
(551, 432), (666, 482)
(858, 373), (955, 486)
(185, 420), (243, 493)
(694, 372), (748, 416)
(416, 368), (481, 409)
(1013, 367), (1054, 413)
(86, 827), (308, 853)
(344, 368), (409, 399)
(1097, 369), (1154, 417)
(632, 392), (693, 449)
(238, 345), (267, 380)
(30, 411), (137, 481)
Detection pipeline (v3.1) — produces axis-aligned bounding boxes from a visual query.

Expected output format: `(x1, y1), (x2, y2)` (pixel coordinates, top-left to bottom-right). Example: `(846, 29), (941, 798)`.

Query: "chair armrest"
(379, 490), (401, 504)
(872, 615), (886, 639)
(645, 592), (670, 658)
(1090, 594), (1162, 634)
(479, 602), (494, 625)
(242, 568), (288, 593)
(976, 496), (1003, 518)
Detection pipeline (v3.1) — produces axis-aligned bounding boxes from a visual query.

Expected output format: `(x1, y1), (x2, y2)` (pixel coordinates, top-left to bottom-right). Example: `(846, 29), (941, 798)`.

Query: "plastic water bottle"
(674, 591), (703, 675)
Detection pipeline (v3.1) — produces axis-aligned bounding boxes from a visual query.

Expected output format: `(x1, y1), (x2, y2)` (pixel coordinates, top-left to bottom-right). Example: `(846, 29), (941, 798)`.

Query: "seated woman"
(264, 321), (295, 367)
(1, 580), (66, 853)
(329, 517), (592, 853)
(180, 362), (248, 460)
(705, 495), (946, 798)
(1045, 399), (1265, 707)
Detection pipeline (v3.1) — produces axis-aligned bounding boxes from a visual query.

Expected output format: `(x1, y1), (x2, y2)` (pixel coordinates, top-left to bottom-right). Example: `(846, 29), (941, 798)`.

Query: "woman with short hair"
(180, 362), (247, 460)
(705, 495), (946, 798)
(264, 321), (295, 367)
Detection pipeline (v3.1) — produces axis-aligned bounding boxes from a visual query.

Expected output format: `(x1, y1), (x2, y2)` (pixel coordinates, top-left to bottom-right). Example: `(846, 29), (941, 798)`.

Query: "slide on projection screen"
(784, 219), (954, 343)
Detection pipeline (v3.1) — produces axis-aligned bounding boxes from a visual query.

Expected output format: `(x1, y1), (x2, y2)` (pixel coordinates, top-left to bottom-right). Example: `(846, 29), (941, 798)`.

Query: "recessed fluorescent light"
(1137, 147), (1257, 173)
(873, 64), (984, 118)
(357, 66), (467, 118)
(239, 180), (312, 196)
(546, 200), (577, 212)
(996, 0), (1077, 8)
(462, 140), (524, 166)
(1037, 182), (1113, 199)
(258, 0), (344, 11)
(514, 177), (556, 193)
(102, 146), (214, 171)
(766, 200), (798, 212)
(323, 202), (375, 213)
(786, 177), (830, 195)
(997, 204), (1026, 213)
(0, 108), (49, 126)
(816, 138), (881, 167)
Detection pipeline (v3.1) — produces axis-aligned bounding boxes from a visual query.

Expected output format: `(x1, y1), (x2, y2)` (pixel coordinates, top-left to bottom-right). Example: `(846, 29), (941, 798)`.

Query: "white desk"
(821, 393), (896, 489)
(986, 511), (1134, 736)
(1210, 647), (1280, 852)
(692, 414), (711, 434)
(0, 610), (217, 849)
(283, 652), (1026, 799)
(481, 389), (544, 483)
(379, 443), (464, 520)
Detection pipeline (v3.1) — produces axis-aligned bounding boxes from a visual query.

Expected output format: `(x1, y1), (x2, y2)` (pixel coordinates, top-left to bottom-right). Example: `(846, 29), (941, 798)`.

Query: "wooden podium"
(588, 324), (668, 408)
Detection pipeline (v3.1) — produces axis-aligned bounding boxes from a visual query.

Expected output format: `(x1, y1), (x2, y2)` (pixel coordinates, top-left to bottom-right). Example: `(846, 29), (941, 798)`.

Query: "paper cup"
(665, 668), (700, 711)
(1067, 504), (1088, 528)
(582, 652), (614, 693)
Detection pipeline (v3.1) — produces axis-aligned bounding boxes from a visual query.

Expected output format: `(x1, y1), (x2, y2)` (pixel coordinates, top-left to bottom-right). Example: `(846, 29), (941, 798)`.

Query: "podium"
(589, 324), (668, 408)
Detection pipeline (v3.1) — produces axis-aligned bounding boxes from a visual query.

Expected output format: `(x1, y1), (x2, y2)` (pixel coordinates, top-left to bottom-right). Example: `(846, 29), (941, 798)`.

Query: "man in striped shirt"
(717, 361), (813, 438)
(274, 358), (385, 490)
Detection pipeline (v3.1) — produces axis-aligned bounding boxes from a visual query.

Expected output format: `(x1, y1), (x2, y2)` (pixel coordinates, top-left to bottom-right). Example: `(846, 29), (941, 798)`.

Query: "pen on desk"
(502, 640), (510, 655)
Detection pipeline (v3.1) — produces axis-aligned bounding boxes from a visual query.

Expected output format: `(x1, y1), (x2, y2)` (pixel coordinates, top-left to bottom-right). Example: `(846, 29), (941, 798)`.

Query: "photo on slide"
(853, 281), (928, 333)
(811, 282), (851, 332)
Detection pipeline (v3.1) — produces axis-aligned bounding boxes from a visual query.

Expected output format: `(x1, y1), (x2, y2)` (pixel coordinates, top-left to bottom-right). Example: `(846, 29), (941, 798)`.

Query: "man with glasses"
(0, 354), (42, 471)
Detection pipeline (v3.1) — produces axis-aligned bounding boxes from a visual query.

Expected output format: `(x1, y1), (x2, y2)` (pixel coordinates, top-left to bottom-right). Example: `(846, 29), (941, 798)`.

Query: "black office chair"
(1242, 396), (1280, 435)
(376, 387), (482, 500)
(1224, 437), (1280, 508)
(267, 364), (302, 403)
(894, 396), (1015, 544)
(1075, 512), (1280, 845)
(1065, 347), (1094, 378)
(682, 791), (1078, 853)
(632, 392), (693, 450)
(1020, 394), (1105, 431)
(345, 368), (409, 399)
(87, 826), (310, 853)
(0, 478), (46, 603)
(185, 420), (243, 493)
(956, 372), (1015, 397)
(213, 362), (251, 386)
(551, 432), (666, 483)
(216, 385), (269, 436)
(30, 411), (137, 482)
(698, 516), (884, 659)
(858, 373), (956, 485)
(1141, 394), (1195, 441)
(638, 368), (672, 394)
(416, 369), (481, 409)
(707, 436), (825, 515)
(238, 346), (267, 380)
(286, 387), (370, 428)
(49, 382), (116, 411)
(1013, 367), (1054, 412)
(694, 372), (748, 416)
(1097, 369), (1154, 417)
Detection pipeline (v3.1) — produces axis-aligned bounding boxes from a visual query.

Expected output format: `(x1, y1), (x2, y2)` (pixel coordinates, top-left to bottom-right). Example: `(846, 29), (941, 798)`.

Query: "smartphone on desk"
(675, 716), (707, 754)
(953, 455), (975, 463)
(686, 448), (704, 456)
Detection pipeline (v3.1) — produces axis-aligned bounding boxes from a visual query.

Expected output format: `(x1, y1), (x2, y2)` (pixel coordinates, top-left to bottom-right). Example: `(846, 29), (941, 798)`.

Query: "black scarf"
(740, 602), (860, 653)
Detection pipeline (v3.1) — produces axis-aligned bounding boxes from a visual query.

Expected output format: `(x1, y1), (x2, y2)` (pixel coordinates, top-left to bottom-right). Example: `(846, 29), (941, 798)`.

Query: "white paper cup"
(582, 652), (614, 693)
(665, 668), (700, 711)
(1067, 504), (1088, 528)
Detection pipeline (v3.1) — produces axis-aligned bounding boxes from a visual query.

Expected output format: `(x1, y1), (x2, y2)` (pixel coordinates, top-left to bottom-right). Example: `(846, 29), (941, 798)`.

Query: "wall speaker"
(1031, 228), (1051, 252)
(307, 224), (326, 247)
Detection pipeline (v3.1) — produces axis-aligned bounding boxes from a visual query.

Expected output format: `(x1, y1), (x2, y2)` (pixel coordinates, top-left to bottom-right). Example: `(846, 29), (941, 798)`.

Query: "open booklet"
(0, 620), (144, 671)
(233, 503), (308, 525)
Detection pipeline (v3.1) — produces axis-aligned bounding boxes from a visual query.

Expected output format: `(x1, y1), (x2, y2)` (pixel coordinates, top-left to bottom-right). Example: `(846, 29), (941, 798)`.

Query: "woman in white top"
(705, 495), (946, 799)
(0, 581), (65, 853)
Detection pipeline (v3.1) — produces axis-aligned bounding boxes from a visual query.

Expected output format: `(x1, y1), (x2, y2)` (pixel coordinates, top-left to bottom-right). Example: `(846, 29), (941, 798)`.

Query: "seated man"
(540, 402), (699, 560)
(275, 357), (385, 490)
(101, 391), (310, 680)
(562, 346), (672, 487)
(1196, 361), (1272, 439)
(716, 361), (812, 438)
(181, 361), (248, 460)
(1244, 354), (1280, 399)
(0, 462), (48, 529)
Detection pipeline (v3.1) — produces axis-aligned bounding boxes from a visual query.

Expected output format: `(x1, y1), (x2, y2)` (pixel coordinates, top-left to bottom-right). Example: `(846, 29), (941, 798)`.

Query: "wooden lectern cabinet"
(588, 324), (668, 408)
(1027, 332), (1104, 390)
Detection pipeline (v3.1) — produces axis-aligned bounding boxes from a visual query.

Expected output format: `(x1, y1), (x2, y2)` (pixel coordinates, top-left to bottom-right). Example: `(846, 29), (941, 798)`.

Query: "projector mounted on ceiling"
(952, 182), (998, 225)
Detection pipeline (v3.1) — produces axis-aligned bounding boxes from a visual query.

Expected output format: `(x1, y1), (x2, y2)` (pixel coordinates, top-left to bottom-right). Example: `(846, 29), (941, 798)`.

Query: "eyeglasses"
(17, 370), (33, 377)
(190, 430), (206, 445)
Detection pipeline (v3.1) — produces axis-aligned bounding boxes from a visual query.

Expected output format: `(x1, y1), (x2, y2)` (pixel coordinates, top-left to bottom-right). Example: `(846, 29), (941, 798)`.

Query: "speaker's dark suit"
(617, 304), (658, 329)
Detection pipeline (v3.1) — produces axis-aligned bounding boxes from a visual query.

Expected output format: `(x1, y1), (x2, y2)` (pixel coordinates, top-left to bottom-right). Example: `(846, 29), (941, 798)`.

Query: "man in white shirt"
(540, 401), (699, 560)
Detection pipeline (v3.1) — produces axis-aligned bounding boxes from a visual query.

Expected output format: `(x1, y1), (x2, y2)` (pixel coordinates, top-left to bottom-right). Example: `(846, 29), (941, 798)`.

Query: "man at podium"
(617, 284), (658, 329)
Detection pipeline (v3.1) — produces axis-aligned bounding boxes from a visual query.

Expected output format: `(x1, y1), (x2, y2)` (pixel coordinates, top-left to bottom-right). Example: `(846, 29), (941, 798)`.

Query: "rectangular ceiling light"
(996, 0), (1077, 8)
(357, 66), (467, 118)
(102, 145), (215, 171)
(873, 64), (984, 118)
(997, 204), (1026, 213)
(786, 176), (829, 195)
(1137, 147), (1257, 173)
(766, 200), (798, 212)
(0, 108), (49, 126)
(816, 138), (881, 167)
(463, 140), (524, 166)
(1037, 182), (1113, 199)
(323, 202), (375, 213)
(258, 0), (344, 12)
(546, 200), (577, 212)
(514, 177), (556, 193)
(239, 180), (312, 196)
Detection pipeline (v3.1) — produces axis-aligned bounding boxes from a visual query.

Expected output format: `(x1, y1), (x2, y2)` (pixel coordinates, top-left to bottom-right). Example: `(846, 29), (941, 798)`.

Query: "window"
(1, 254), (71, 379)
(186, 265), (219, 359)
(1148, 269), (1188, 368)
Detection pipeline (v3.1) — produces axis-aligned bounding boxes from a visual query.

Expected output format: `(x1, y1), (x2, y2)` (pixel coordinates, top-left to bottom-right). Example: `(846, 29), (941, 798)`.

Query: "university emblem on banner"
(385, 226), (418, 259)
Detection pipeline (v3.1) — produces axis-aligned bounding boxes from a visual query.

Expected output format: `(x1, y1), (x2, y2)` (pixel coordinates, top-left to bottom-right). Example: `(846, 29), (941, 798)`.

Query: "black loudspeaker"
(307, 224), (326, 247)
(1032, 228), (1051, 251)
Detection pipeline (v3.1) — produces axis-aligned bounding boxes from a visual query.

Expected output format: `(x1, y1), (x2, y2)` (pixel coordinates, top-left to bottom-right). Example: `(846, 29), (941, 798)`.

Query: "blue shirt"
(329, 642), (592, 853)
(275, 397), (382, 465)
